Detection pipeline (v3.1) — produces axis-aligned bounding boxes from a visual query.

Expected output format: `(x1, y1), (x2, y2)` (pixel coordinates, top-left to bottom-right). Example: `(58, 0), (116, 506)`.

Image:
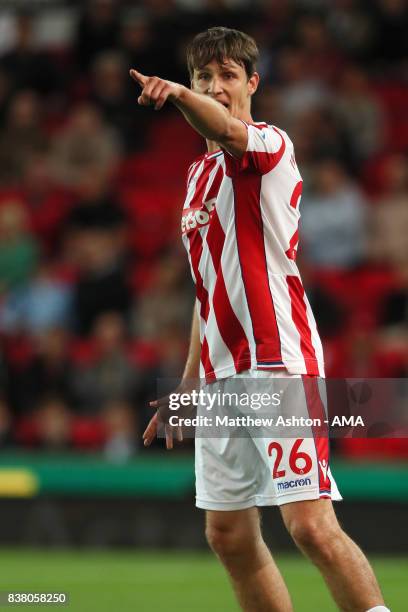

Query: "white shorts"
(195, 369), (342, 511)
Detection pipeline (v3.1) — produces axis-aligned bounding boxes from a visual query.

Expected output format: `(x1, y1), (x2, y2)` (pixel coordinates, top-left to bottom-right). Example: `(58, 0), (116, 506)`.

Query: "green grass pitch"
(0, 549), (406, 611)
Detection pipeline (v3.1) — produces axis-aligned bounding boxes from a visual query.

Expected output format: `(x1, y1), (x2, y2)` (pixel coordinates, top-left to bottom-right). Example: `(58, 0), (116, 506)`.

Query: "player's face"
(192, 58), (258, 119)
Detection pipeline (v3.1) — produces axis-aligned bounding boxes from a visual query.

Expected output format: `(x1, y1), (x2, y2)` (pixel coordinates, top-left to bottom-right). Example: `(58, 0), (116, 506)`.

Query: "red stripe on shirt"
(188, 232), (215, 382)
(186, 158), (204, 191)
(193, 157), (216, 204)
(224, 127), (286, 176)
(286, 275), (319, 375)
(302, 375), (331, 492)
(187, 162), (198, 187)
(206, 209), (251, 371)
(187, 162), (217, 380)
(290, 180), (303, 208)
(232, 171), (282, 363)
(250, 126), (286, 175)
(286, 181), (302, 259)
(285, 228), (299, 261)
(187, 157), (217, 317)
(205, 163), (224, 201)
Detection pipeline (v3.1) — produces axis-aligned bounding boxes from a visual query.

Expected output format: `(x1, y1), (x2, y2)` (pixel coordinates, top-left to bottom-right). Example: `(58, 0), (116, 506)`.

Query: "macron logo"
(277, 477), (312, 491)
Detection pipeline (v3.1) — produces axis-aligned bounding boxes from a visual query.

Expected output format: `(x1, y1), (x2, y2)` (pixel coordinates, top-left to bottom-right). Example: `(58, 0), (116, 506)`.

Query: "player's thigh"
(205, 507), (262, 551)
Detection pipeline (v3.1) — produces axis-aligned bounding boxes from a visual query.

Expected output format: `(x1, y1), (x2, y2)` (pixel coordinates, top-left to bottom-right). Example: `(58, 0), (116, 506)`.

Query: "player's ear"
(190, 70), (198, 91)
(247, 72), (260, 96)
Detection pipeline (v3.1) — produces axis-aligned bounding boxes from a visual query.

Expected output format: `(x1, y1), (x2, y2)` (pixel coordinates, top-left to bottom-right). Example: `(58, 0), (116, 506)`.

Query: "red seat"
(337, 438), (408, 460)
(69, 339), (97, 365)
(148, 114), (203, 156)
(374, 83), (408, 151)
(127, 339), (161, 368)
(72, 417), (105, 449)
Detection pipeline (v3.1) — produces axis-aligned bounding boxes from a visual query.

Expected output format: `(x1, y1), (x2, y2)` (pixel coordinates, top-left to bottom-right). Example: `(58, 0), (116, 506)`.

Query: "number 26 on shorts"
(268, 439), (313, 479)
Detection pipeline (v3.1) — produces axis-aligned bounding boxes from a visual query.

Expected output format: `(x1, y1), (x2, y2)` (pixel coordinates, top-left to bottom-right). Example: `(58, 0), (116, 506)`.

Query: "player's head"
(187, 27), (259, 119)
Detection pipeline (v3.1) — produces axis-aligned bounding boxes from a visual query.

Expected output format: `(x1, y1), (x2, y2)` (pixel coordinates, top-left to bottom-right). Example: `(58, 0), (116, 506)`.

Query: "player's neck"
(206, 140), (222, 153)
(206, 111), (254, 153)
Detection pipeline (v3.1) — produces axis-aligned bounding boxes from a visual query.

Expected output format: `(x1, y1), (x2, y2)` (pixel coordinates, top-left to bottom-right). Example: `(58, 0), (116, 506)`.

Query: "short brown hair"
(186, 27), (259, 80)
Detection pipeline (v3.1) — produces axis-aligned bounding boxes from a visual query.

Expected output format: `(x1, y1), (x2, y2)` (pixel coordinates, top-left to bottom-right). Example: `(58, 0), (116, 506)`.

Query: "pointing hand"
(130, 69), (184, 111)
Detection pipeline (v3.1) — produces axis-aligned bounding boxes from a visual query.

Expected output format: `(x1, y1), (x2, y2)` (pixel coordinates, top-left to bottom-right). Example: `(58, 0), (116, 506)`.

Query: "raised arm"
(130, 69), (248, 158)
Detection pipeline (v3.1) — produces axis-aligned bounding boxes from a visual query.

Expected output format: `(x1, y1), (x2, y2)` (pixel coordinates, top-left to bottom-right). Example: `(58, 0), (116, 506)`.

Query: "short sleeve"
(224, 123), (287, 176)
(246, 123), (287, 174)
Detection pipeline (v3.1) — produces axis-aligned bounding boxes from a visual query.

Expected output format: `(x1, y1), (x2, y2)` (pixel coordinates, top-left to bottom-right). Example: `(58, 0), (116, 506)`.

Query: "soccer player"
(131, 27), (390, 612)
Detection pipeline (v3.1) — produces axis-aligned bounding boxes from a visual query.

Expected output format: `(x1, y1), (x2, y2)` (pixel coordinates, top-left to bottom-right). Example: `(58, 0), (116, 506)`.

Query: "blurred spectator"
(0, 263), (72, 335)
(294, 13), (343, 83)
(300, 160), (367, 269)
(277, 46), (330, 124)
(324, 326), (382, 378)
(368, 154), (408, 268)
(350, 327), (380, 377)
(8, 328), (74, 416)
(371, 0), (408, 70)
(253, 84), (287, 130)
(90, 51), (143, 152)
(292, 105), (355, 173)
(141, 0), (193, 84)
(70, 312), (145, 413)
(66, 225), (131, 335)
(298, 259), (346, 339)
(17, 154), (73, 255)
(102, 400), (138, 461)
(133, 252), (194, 341)
(33, 396), (72, 450)
(120, 9), (158, 77)
(0, 398), (13, 447)
(0, 352), (7, 389)
(327, 0), (377, 62)
(0, 68), (11, 125)
(66, 167), (125, 232)
(51, 103), (119, 189)
(335, 65), (385, 161)
(156, 322), (189, 379)
(0, 12), (60, 96)
(0, 199), (39, 293)
(198, 0), (254, 35)
(380, 266), (408, 335)
(0, 90), (48, 185)
(74, 0), (120, 72)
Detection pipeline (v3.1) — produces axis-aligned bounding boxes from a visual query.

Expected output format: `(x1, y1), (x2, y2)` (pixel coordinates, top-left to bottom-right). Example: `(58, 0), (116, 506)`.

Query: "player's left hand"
(143, 394), (184, 450)
(142, 410), (183, 451)
(130, 69), (184, 111)
(143, 378), (197, 449)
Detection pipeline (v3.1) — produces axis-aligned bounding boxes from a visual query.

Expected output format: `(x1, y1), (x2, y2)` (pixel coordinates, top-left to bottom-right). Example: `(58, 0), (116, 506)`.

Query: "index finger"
(129, 68), (148, 87)
(149, 394), (170, 409)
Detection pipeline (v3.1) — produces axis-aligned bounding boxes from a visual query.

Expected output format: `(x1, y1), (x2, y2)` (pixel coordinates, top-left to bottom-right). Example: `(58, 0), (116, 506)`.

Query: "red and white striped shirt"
(181, 121), (325, 381)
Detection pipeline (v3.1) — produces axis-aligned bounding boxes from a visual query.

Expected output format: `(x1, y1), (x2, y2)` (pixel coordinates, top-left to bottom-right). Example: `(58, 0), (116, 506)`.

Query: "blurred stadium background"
(0, 0), (406, 610)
